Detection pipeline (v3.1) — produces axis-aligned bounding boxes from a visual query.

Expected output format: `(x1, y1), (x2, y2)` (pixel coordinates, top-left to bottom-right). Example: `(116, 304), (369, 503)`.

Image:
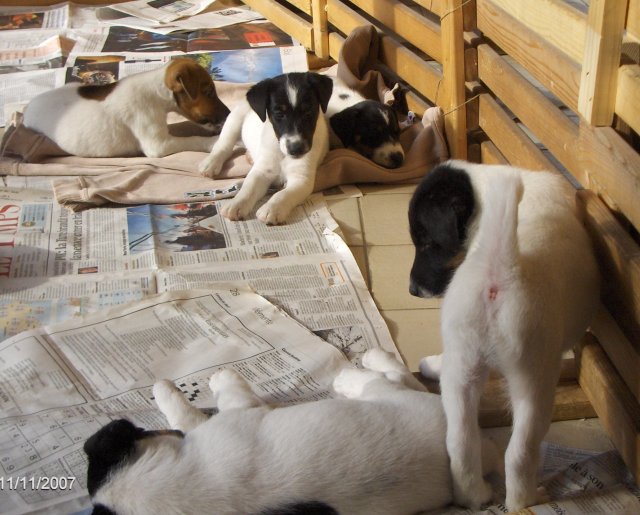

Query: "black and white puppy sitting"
(326, 79), (404, 168)
(408, 160), (599, 511)
(84, 350), (499, 515)
(199, 72), (333, 225)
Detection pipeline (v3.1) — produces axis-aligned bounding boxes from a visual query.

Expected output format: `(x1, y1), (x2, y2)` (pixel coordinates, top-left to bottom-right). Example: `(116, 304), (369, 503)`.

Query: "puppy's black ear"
(84, 419), (145, 497)
(308, 73), (334, 113)
(247, 78), (272, 122)
(330, 107), (356, 147)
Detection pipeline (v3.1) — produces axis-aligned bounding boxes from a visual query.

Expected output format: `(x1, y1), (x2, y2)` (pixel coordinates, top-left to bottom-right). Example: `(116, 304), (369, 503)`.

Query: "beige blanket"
(0, 26), (448, 211)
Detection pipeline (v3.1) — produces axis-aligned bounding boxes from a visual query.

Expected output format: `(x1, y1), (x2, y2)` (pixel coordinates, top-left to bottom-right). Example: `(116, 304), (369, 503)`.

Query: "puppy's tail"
(474, 171), (524, 302)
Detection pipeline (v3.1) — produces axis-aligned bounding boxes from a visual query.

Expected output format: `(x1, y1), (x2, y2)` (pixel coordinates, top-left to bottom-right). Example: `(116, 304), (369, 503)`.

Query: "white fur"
(92, 350), (485, 515)
(23, 65), (216, 158)
(428, 161), (599, 511)
(199, 95), (328, 226)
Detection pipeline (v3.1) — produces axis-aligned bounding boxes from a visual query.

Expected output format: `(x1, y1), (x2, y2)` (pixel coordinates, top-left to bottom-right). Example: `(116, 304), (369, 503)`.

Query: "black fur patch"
(338, 93), (350, 100)
(77, 82), (118, 101)
(246, 72), (333, 158)
(259, 501), (339, 515)
(408, 163), (476, 296)
(84, 419), (145, 497)
(92, 504), (118, 515)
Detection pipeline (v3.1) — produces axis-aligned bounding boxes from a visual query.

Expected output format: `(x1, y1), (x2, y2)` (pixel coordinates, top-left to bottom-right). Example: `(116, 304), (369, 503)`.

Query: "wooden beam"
(590, 305), (640, 404)
(478, 94), (558, 172)
(412, 0), (446, 17)
(576, 333), (640, 480)
(488, 0), (587, 63)
(480, 140), (509, 165)
(577, 189), (640, 353)
(477, 0), (581, 111)
(628, 0), (640, 41)
(348, 0), (443, 62)
(578, 0), (627, 125)
(478, 43), (640, 231)
(285, 0), (312, 16)
(440, 0), (467, 159)
(311, 0), (329, 59)
(615, 64), (640, 135)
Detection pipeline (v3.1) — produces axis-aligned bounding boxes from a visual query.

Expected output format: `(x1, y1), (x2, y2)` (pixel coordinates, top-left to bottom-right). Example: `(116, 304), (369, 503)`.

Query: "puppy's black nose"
(409, 280), (419, 297)
(287, 140), (309, 157)
(389, 151), (404, 168)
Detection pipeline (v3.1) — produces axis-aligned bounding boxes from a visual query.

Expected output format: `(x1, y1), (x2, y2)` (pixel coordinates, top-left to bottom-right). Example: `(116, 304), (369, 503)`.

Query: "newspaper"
(0, 3), (69, 31)
(100, 0), (216, 25)
(96, 5), (265, 34)
(0, 189), (399, 361)
(0, 287), (352, 515)
(429, 444), (640, 515)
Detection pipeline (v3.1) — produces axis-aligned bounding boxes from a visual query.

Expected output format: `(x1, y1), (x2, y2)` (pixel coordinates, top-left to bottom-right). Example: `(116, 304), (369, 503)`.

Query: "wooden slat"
(477, 0), (581, 112)
(488, 0), (586, 63)
(243, 0), (313, 50)
(478, 94), (558, 172)
(478, 43), (640, 231)
(627, 0), (640, 41)
(348, 0), (443, 62)
(577, 189), (640, 352)
(412, 0), (446, 16)
(284, 0), (312, 16)
(311, 0), (329, 59)
(590, 305), (640, 404)
(578, 0), (627, 126)
(327, 0), (370, 44)
(480, 140), (508, 165)
(440, 0), (467, 159)
(616, 64), (640, 135)
(576, 333), (640, 480)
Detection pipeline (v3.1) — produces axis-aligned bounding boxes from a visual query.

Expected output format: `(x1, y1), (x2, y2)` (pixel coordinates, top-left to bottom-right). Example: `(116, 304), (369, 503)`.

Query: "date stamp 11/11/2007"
(0, 476), (76, 491)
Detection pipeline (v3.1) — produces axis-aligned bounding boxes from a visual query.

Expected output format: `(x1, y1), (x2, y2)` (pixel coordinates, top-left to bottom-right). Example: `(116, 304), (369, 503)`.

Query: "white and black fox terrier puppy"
(408, 160), (599, 511)
(199, 72), (333, 225)
(84, 349), (499, 515)
(326, 79), (404, 168)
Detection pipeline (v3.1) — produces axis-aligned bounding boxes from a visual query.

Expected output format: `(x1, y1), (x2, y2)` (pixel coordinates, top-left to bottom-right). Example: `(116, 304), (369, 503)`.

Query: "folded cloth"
(0, 26), (449, 210)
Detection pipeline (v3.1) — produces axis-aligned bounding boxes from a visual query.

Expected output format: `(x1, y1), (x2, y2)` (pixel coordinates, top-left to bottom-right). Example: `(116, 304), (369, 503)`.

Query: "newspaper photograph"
(0, 4), (69, 31)
(0, 287), (351, 515)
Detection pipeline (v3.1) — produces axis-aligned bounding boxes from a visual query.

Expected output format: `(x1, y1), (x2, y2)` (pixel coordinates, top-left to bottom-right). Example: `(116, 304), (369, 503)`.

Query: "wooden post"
(440, 0), (468, 159)
(577, 0), (627, 126)
(312, 0), (329, 59)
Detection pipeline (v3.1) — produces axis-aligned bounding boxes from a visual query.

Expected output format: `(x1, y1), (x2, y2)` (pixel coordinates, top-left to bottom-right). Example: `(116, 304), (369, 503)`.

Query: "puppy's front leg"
(153, 380), (209, 432)
(199, 103), (249, 177)
(132, 113), (214, 157)
(257, 163), (314, 225)
(209, 369), (265, 410)
(440, 351), (492, 509)
(221, 164), (276, 220)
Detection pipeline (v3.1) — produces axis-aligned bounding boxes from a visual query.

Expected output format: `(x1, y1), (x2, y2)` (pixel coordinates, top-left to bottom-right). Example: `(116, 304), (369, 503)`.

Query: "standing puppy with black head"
(199, 72), (333, 225)
(408, 160), (599, 511)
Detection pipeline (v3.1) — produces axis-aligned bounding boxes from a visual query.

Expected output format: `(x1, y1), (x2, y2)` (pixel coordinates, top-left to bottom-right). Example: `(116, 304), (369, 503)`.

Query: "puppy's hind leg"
(153, 380), (209, 432)
(209, 369), (266, 411)
(361, 349), (427, 392)
(440, 349), (492, 509)
(503, 362), (560, 511)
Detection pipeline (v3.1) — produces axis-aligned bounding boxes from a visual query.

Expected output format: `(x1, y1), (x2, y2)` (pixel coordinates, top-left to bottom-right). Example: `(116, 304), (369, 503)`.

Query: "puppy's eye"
(272, 110), (286, 120)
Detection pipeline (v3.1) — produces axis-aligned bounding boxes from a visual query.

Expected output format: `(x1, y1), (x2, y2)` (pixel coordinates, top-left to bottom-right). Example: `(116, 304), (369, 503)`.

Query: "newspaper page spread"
(0, 287), (351, 514)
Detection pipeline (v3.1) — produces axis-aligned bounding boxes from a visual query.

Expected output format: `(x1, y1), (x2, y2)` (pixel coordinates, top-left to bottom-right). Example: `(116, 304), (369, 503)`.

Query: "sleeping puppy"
(408, 160), (599, 511)
(84, 349), (499, 515)
(199, 72), (333, 225)
(23, 58), (229, 158)
(326, 79), (404, 168)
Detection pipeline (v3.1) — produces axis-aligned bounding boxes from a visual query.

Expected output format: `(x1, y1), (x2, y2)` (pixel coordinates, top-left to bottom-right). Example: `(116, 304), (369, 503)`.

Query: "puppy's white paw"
(199, 154), (224, 177)
(256, 202), (290, 225)
(453, 478), (493, 510)
(209, 368), (244, 393)
(362, 348), (403, 373)
(152, 380), (181, 406)
(419, 354), (443, 380)
(221, 199), (252, 221)
(333, 368), (380, 398)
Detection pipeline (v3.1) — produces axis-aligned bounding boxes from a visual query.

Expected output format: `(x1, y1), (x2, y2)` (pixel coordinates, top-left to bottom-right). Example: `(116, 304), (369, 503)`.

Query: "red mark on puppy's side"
(488, 286), (498, 301)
